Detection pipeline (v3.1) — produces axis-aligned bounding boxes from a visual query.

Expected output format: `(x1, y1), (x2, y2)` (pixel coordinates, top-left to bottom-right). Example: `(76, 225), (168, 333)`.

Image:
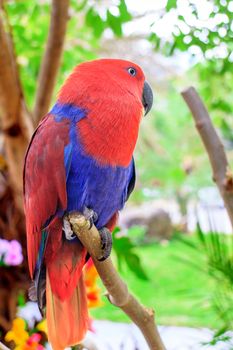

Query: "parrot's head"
(58, 59), (153, 166)
(59, 58), (153, 118)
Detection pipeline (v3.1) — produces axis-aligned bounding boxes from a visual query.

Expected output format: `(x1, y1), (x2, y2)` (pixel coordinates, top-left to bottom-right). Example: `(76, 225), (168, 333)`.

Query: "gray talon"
(63, 217), (76, 240)
(98, 227), (112, 261)
(83, 207), (98, 229)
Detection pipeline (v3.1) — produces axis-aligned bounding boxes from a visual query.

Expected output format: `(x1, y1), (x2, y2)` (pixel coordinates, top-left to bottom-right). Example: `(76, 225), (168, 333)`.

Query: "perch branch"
(181, 86), (233, 229)
(33, 0), (70, 125)
(69, 213), (166, 350)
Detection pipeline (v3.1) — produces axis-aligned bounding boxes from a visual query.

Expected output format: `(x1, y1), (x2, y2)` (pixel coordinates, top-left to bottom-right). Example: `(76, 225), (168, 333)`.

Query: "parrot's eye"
(127, 67), (137, 76)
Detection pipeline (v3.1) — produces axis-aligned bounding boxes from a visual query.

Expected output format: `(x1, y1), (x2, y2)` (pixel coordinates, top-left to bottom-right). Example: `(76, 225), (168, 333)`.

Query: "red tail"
(46, 271), (88, 350)
(46, 232), (89, 350)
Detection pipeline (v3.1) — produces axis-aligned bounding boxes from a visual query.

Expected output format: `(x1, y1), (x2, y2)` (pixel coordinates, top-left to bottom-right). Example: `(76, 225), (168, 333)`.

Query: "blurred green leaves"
(166, 0), (177, 11)
(85, 0), (132, 38)
(148, 0), (233, 146)
(151, 0), (233, 61)
(5, 1), (50, 107)
(112, 227), (149, 281)
(106, 10), (123, 37)
(177, 225), (233, 334)
(5, 0), (132, 108)
(85, 7), (105, 38)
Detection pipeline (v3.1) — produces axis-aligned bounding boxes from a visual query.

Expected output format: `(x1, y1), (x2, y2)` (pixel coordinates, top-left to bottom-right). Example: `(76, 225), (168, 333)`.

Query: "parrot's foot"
(83, 207), (98, 229)
(28, 282), (37, 302)
(63, 217), (76, 240)
(98, 227), (112, 261)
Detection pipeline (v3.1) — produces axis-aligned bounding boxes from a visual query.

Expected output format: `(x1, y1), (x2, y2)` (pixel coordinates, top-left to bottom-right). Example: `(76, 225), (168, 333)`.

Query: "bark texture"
(182, 87), (233, 229)
(33, 0), (70, 125)
(0, 3), (33, 212)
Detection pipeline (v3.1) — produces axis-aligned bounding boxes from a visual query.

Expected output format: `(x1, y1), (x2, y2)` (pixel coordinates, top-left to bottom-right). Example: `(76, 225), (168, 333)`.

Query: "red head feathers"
(58, 59), (153, 166)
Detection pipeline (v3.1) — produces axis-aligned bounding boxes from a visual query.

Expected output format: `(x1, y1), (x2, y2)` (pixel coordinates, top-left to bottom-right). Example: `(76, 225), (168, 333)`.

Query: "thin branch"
(0, 2), (22, 131)
(0, 2), (33, 211)
(0, 315), (11, 332)
(69, 213), (166, 350)
(0, 1), (33, 137)
(181, 86), (233, 229)
(33, 0), (70, 125)
(0, 342), (10, 350)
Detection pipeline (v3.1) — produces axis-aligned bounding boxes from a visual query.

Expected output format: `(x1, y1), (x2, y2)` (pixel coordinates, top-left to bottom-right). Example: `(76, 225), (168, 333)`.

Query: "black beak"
(142, 81), (153, 116)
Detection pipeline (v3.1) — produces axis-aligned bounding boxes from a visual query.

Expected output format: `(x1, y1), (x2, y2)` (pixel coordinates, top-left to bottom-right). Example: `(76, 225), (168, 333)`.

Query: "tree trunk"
(0, 0), (69, 338)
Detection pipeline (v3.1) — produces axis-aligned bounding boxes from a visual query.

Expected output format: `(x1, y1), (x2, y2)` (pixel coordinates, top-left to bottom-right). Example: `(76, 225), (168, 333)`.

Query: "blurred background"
(1, 0), (233, 349)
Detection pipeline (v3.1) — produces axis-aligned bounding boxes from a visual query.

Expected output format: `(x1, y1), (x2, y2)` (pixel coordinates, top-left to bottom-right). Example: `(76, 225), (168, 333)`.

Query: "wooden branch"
(69, 213), (166, 350)
(181, 86), (233, 229)
(0, 341), (10, 350)
(33, 0), (70, 125)
(0, 2), (34, 211)
(0, 315), (11, 333)
(0, 2), (23, 131)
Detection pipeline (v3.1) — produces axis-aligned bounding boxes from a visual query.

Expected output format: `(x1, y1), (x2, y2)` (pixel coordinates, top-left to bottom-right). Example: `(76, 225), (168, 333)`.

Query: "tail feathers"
(46, 270), (89, 350)
(46, 237), (87, 301)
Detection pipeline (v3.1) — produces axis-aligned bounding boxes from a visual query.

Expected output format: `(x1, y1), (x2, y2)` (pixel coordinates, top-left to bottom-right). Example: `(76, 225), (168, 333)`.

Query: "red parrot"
(23, 59), (153, 349)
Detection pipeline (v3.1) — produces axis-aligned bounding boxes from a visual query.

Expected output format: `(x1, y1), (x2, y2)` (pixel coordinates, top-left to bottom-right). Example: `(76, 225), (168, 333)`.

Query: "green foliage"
(149, 0), (233, 145)
(132, 82), (212, 203)
(5, 2), (50, 106)
(166, 0), (177, 11)
(85, 7), (105, 38)
(126, 225), (147, 244)
(151, 0), (233, 60)
(92, 233), (219, 328)
(112, 227), (148, 281)
(176, 226), (233, 345)
(93, 229), (233, 336)
(106, 10), (122, 37)
(17, 293), (26, 307)
(85, 0), (131, 38)
(5, 0), (132, 108)
(205, 328), (232, 348)
(196, 225), (233, 329)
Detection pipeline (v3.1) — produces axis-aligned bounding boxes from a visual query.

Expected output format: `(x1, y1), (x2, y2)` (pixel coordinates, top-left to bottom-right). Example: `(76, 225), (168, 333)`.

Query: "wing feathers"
(24, 115), (70, 277)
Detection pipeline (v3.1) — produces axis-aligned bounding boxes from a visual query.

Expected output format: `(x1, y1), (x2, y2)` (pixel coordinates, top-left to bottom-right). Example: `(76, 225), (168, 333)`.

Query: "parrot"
(23, 58), (153, 350)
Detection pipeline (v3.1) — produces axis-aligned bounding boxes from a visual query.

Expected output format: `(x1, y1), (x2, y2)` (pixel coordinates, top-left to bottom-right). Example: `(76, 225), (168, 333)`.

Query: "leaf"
(112, 229), (148, 280)
(118, 0), (132, 22)
(220, 119), (233, 143)
(85, 7), (105, 38)
(166, 0), (177, 11)
(125, 253), (149, 280)
(72, 0), (88, 12)
(196, 222), (207, 248)
(106, 10), (122, 37)
(17, 293), (26, 307)
(113, 233), (135, 252)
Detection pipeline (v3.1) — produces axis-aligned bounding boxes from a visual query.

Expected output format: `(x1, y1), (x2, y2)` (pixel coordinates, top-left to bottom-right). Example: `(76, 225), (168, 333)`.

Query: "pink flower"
(3, 240), (23, 266)
(24, 333), (45, 350)
(28, 333), (41, 343)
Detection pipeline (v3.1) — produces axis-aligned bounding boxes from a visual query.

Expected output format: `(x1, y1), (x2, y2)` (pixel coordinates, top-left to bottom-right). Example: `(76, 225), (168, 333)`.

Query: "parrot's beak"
(142, 81), (153, 116)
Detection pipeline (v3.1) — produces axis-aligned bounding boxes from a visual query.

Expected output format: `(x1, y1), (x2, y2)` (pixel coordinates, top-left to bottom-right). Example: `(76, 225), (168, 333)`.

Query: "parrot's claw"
(98, 227), (112, 261)
(63, 217), (76, 240)
(83, 207), (98, 229)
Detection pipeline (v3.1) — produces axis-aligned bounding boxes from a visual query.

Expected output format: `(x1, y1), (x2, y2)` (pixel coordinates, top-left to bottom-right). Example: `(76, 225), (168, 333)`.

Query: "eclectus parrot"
(23, 59), (153, 350)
